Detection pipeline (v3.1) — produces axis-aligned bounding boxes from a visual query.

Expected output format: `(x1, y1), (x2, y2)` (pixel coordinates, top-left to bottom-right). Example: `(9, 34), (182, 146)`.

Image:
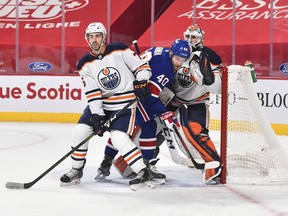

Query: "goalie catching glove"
(189, 51), (215, 86)
(160, 111), (180, 129)
(133, 80), (151, 101)
(90, 114), (105, 137)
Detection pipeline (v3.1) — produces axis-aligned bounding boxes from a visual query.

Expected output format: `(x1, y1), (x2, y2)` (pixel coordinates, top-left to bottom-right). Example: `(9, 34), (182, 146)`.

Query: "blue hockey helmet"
(170, 39), (191, 59)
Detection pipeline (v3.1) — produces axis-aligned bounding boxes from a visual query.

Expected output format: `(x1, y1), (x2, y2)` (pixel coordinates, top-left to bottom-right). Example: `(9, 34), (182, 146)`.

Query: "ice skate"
(95, 155), (114, 181)
(60, 167), (84, 187)
(126, 171), (137, 179)
(147, 158), (166, 185)
(129, 167), (154, 191)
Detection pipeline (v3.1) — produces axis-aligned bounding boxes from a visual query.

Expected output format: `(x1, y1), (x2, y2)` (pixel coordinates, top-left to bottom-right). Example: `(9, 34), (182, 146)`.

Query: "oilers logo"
(176, 67), (194, 88)
(98, 67), (121, 90)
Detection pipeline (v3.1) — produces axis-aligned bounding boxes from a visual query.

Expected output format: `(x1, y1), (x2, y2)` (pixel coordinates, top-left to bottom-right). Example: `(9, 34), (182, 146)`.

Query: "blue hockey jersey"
(137, 47), (175, 124)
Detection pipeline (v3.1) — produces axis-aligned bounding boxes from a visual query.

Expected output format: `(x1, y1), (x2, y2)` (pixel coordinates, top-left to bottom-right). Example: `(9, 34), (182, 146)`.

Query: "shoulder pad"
(106, 43), (128, 53)
(77, 53), (96, 70)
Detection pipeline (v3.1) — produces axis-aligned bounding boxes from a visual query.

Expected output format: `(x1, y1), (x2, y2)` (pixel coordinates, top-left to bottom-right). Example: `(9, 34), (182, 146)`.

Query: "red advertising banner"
(137, 0), (288, 76)
(0, 0), (287, 77)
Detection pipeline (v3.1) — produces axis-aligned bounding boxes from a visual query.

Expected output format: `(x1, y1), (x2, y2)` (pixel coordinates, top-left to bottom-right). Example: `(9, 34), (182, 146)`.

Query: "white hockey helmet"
(85, 22), (107, 53)
(183, 24), (205, 50)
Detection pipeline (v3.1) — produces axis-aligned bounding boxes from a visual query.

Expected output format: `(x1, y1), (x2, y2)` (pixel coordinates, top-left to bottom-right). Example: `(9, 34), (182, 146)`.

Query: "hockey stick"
(5, 98), (138, 190)
(133, 40), (141, 55)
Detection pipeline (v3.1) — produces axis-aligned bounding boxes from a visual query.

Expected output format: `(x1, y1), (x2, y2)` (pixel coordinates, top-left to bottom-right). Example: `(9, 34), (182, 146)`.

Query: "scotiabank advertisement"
(0, 75), (86, 113)
(0, 75), (287, 135)
(0, 0), (288, 76)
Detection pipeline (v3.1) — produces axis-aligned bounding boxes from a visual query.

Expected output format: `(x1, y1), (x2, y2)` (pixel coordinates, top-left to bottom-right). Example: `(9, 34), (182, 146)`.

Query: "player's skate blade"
(153, 178), (165, 185)
(130, 181), (155, 191)
(60, 179), (81, 187)
(129, 167), (155, 191)
(95, 173), (108, 181)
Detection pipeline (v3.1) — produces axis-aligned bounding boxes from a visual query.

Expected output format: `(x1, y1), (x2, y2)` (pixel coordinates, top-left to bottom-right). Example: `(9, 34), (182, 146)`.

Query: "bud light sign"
(28, 62), (53, 72)
(279, 62), (288, 76)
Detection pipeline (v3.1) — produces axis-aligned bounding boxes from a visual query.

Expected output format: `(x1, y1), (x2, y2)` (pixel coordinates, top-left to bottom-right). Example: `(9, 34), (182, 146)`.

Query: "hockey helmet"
(183, 24), (204, 49)
(85, 22), (107, 53)
(170, 39), (191, 59)
(85, 22), (107, 39)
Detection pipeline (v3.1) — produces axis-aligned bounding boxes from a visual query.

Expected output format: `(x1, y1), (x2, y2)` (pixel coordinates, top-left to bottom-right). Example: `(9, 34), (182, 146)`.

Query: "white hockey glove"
(160, 111), (180, 129)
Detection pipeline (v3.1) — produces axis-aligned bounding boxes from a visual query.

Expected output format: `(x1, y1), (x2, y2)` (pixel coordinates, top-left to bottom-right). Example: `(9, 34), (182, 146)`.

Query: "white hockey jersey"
(170, 47), (222, 106)
(78, 43), (151, 115)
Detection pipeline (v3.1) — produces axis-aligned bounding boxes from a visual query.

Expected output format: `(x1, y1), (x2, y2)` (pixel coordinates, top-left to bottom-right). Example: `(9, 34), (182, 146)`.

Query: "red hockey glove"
(133, 80), (151, 101)
(160, 111), (180, 129)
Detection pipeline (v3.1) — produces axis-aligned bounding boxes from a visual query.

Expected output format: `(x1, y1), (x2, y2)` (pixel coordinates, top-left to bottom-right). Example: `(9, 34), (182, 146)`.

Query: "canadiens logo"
(176, 67), (194, 88)
(0, 0), (89, 21)
(98, 67), (121, 90)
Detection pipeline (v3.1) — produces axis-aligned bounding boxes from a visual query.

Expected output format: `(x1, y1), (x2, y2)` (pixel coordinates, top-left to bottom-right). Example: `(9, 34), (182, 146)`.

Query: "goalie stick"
(5, 98), (138, 190)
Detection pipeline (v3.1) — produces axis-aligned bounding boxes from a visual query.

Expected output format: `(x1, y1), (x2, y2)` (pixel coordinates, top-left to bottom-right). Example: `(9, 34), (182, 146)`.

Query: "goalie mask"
(183, 24), (204, 50)
(85, 22), (107, 54)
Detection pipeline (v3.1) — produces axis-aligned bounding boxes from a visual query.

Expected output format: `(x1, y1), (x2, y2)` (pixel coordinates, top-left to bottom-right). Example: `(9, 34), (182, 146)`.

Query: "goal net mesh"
(209, 65), (288, 184)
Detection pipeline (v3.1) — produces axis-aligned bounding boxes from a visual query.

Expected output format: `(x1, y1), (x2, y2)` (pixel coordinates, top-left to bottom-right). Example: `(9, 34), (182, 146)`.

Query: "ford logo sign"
(28, 62), (52, 72)
(279, 62), (288, 75)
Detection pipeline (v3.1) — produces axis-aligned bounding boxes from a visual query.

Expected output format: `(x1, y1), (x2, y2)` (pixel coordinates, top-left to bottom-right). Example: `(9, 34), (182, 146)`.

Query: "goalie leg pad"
(179, 106), (220, 163)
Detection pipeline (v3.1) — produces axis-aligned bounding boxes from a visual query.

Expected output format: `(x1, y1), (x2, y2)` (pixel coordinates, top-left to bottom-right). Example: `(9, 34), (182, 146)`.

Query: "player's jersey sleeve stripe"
(133, 63), (151, 76)
(137, 101), (150, 122)
(148, 80), (162, 98)
(136, 64), (151, 71)
(102, 91), (136, 106)
(85, 89), (102, 102)
(103, 93), (135, 101)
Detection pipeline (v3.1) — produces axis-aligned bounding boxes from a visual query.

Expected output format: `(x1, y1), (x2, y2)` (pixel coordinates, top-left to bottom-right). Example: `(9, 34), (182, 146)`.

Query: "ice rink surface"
(1, 122), (288, 216)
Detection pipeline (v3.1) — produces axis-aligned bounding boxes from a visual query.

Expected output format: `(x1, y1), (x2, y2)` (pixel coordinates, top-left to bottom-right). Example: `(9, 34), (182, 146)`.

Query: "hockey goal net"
(209, 65), (288, 184)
